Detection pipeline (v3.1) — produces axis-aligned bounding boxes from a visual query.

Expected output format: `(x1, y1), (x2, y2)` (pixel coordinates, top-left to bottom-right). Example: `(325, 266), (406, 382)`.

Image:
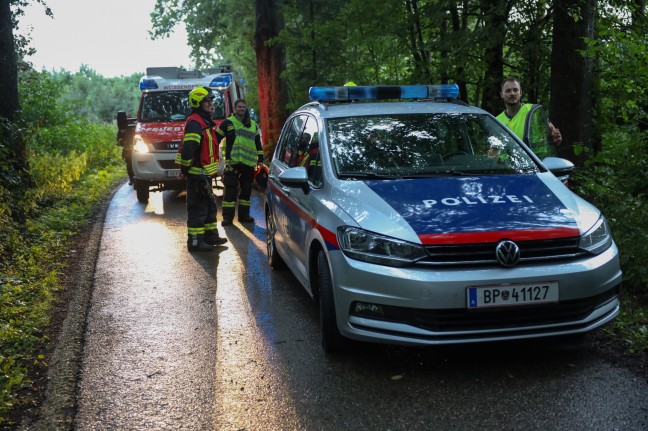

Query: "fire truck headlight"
(133, 135), (149, 153)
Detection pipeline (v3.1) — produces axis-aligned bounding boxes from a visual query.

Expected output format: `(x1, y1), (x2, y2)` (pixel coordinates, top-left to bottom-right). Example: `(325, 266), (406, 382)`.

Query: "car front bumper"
(328, 243), (622, 345)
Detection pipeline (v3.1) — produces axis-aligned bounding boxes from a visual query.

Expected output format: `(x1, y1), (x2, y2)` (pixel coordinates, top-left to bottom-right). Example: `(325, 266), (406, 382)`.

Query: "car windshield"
(140, 90), (226, 123)
(327, 113), (539, 178)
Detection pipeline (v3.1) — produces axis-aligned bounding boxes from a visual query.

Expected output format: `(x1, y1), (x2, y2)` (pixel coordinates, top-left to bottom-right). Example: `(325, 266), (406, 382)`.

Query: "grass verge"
(0, 166), (125, 427)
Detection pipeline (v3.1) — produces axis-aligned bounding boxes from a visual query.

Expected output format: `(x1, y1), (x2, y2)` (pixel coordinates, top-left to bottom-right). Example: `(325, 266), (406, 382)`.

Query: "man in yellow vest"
(216, 99), (264, 225)
(496, 77), (562, 158)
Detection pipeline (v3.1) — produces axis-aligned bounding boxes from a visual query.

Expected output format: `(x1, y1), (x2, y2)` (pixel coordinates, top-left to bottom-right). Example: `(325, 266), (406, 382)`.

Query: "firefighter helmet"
(189, 86), (215, 108)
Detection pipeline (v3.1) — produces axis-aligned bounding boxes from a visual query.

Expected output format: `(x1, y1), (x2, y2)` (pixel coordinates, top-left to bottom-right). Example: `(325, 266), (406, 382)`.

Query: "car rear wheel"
(265, 210), (286, 269)
(317, 251), (348, 353)
(135, 179), (150, 203)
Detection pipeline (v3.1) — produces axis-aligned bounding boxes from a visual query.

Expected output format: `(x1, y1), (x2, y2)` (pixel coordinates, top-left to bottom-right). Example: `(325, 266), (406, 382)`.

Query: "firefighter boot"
(187, 234), (214, 252)
(237, 207), (254, 223)
(204, 229), (228, 246)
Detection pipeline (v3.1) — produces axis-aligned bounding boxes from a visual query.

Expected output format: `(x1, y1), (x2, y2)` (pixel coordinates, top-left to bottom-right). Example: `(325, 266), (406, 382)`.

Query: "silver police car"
(264, 84), (621, 353)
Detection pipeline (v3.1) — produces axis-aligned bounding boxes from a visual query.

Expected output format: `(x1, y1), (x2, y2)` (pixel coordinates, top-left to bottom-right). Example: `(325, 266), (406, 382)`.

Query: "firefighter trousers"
(222, 164), (254, 221)
(186, 175), (218, 235)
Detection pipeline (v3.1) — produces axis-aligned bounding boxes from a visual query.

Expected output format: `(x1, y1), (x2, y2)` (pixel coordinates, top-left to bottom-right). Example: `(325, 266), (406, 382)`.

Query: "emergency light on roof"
(140, 79), (159, 90)
(308, 84), (459, 102)
(210, 74), (232, 89)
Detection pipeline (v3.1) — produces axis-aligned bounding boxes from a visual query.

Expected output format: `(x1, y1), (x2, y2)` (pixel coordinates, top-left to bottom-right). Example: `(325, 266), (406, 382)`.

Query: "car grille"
(351, 288), (618, 335)
(151, 141), (181, 151)
(158, 160), (179, 169)
(419, 237), (585, 266)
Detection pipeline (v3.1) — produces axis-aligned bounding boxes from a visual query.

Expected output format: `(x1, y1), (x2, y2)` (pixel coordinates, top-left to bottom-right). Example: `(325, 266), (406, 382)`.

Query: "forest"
(0, 0), (646, 424)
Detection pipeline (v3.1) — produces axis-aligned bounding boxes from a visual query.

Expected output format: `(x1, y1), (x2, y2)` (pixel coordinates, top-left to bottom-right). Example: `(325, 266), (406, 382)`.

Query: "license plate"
(467, 282), (559, 309)
(165, 169), (180, 178)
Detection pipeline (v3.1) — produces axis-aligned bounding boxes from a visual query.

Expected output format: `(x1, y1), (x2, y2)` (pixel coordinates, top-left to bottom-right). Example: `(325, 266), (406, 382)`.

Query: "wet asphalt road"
(74, 182), (648, 431)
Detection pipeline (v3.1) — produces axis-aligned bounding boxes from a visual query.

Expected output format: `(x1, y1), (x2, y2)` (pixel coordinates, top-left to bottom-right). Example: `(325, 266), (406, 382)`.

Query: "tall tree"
(255, 0), (288, 159)
(549, 0), (597, 165)
(479, 0), (512, 114)
(0, 0), (19, 123)
(1, 0), (28, 196)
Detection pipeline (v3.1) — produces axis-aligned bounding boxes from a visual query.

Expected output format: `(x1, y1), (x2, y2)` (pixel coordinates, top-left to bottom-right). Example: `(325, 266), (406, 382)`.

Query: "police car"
(264, 84), (622, 353)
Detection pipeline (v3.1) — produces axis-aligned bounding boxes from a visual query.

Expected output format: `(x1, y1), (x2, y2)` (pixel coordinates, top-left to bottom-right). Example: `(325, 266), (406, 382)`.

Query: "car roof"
(297, 100), (488, 120)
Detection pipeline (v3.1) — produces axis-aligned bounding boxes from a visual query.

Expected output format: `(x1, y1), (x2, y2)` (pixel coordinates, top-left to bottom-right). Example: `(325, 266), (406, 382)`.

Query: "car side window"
(300, 118), (322, 186)
(276, 116), (305, 166)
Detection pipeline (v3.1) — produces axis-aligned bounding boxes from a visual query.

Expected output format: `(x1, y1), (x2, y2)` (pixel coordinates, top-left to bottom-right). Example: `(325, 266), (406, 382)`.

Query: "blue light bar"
(139, 79), (159, 90)
(210, 74), (232, 89)
(309, 84), (459, 102)
(428, 84), (459, 99)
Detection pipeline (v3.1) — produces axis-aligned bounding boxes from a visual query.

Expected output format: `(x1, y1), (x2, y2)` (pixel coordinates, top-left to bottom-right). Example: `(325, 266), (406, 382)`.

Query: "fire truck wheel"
(135, 179), (150, 203)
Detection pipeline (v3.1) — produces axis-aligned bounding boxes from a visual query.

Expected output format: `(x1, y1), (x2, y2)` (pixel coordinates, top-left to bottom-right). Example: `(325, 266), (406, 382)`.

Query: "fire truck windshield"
(140, 90), (226, 123)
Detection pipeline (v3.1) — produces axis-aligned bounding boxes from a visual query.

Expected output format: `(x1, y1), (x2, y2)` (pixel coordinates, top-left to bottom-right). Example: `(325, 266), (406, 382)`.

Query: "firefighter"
(216, 99), (264, 225)
(175, 86), (228, 252)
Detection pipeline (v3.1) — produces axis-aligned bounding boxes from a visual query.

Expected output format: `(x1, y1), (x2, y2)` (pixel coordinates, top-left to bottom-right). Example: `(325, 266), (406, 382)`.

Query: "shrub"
(572, 129), (648, 294)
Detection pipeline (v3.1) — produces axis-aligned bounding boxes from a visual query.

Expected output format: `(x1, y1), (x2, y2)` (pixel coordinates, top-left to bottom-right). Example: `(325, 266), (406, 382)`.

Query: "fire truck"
(116, 66), (244, 203)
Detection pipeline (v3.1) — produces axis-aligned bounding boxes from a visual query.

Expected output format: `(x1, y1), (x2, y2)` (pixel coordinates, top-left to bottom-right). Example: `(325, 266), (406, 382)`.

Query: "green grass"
(0, 165), (125, 426)
(607, 293), (648, 354)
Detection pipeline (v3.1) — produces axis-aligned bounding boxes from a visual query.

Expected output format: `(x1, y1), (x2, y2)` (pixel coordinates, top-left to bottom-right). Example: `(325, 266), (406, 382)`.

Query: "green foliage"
(28, 120), (121, 167)
(52, 66), (141, 123)
(607, 294), (648, 354)
(587, 2), (648, 130)
(572, 129), (648, 293)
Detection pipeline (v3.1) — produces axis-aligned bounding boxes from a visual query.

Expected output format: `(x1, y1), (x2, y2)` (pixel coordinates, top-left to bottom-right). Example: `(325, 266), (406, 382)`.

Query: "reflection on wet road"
(75, 183), (647, 430)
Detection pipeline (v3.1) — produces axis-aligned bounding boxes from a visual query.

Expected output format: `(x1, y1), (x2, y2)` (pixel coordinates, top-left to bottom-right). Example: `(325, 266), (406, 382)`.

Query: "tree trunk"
(0, 0), (19, 122)
(0, 0), (30, 224)
(255, 0), (288, 161)
(479, 0), (510, 114)
(549, 0), (597, 166)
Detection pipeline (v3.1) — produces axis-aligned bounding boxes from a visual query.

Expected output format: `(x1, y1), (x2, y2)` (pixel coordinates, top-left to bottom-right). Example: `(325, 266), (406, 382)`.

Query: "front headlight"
(337, 226), (428, 267)
(133, 134), (149, 153)
(579, 216), (613, 254)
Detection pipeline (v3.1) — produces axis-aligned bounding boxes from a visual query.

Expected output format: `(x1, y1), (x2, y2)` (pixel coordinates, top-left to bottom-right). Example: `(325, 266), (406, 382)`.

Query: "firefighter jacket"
(175, 109), (220, 176)
(216, 114), (263, 167)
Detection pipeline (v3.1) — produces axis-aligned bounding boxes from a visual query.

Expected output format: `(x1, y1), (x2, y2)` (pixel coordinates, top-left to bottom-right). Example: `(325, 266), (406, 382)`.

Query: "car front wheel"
(317, 251), (348, 353)
(265, 210), (286, 269)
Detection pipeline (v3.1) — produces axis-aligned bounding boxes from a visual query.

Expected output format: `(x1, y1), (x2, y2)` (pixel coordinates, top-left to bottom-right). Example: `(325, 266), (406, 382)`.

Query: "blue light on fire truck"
(210, 74), (232, 89)
(139, 79), (159, 90)
(308, 84), (459, 102)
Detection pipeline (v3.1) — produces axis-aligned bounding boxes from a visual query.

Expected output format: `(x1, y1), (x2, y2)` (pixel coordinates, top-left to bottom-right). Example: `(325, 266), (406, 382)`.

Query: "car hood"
(331, 173), (599, 245)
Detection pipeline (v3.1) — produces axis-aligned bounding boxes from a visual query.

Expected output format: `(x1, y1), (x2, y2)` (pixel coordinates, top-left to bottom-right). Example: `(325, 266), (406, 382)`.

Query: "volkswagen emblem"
(496, 240), (520, 267)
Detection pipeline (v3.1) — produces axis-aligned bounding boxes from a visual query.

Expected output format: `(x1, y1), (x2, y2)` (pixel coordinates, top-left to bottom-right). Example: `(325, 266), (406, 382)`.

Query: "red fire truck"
(116, 66), (244, 203)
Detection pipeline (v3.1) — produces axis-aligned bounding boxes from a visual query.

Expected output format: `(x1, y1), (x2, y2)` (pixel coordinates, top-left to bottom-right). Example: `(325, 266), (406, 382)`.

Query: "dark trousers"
(186, 175), (217, 234)
(222, 164), (254, 221)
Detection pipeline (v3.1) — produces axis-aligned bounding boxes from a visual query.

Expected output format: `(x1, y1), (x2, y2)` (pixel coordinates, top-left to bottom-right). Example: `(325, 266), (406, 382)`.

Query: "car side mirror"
(278, 167), (310, 194)
(542, 157), (574, 185)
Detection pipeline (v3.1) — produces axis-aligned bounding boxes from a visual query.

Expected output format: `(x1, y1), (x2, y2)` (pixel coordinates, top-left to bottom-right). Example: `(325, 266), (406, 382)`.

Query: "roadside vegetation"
(571, 129), (648, 355)
(0, 68), (134, 426)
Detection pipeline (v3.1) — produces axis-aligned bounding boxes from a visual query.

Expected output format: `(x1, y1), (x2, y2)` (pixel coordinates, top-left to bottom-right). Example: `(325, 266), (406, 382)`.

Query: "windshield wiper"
(338, 172), (402, 180)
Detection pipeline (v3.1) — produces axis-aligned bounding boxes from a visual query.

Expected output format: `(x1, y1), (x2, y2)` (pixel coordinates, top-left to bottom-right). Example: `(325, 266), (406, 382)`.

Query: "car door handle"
(281, 187), (291, 195)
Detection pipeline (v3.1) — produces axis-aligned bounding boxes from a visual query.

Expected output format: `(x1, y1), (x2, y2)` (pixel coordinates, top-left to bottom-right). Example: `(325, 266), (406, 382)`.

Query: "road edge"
(27, 182), (122, 431)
